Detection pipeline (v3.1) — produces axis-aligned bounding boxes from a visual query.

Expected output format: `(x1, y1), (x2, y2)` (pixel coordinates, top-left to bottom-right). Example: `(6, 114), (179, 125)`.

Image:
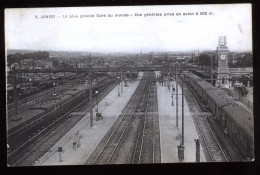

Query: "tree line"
(7, 51), (49, 67)
(188, 53), (252, 68)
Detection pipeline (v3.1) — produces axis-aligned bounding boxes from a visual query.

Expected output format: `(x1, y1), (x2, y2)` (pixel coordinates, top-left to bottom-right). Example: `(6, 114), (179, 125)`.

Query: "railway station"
(5, 5), (254, 166)
(6, 37), (254, 165)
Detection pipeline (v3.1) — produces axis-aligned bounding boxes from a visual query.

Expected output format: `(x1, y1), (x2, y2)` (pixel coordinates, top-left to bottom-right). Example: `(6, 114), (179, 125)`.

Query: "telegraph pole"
(198, 49), (200, 65)
(177, 80), (185, 162)
(19, 62), (22, 91)
(12, 66), (18, 115)
(120, 68), (123, 93)
(61, 61), (65, 86)
(211, 56), (213, 85)
(168, 67), (170, 92)
(89, 54), (93, 127)
(181, 82), (184, 146)
(171, 82), (174, 106)
(176, 63), (178, 127)
(118, 76), (120, 97)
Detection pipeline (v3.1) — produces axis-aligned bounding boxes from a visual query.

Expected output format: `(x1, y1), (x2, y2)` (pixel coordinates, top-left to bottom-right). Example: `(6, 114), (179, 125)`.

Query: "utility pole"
(95, 91), (99, 113)
(211, 56), (213, 85)
(216, 49), (219, 87)
(198, 49), (200, 65)
(118, 76), (120, 97)
(176, 63), (178, 127)
(181, 81), (184, 146)
(19, 62), (22, 91)
(120, 68), (123, 93)
(171, 82), (174, 106)
(168, 67), (170, 92)
(12, 66), (18, 115)
(61, 60), (65, 86)
(177, 80), (185, 162)
(89, 54), (93, 127)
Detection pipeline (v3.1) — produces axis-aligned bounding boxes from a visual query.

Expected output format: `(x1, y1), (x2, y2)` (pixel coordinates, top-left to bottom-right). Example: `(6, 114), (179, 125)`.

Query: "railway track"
(7, 78), (118, 166)
(7, 76), (107, 134)
(181, 80), (228, 162)
(8, 84), (74, 118)
(207, 116), (245, 161)
(131, 79), (160, 164)
(183, 77), (245, 161)
(86, 72), (160, 164)
(131, 89), (150, 164)
(87, 79), (147, 164)
(7, 75), (101, 117)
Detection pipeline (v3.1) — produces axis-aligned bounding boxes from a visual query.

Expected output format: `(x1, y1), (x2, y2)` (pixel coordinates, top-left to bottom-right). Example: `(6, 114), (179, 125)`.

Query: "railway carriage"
(196, 81), (208, 100)
(183, 71), (202, 89)
(183, 71), (254, 160)
(42, 76), (115, 116)
(222, 105), (254, 159)
(202, 86), (235, 124)
(203, 89), (217, 113)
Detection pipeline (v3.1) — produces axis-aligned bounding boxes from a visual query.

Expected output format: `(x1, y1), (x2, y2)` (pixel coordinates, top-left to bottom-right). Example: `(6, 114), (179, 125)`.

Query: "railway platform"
(35, 73), (143, 165)
(155, 71), (206, 163)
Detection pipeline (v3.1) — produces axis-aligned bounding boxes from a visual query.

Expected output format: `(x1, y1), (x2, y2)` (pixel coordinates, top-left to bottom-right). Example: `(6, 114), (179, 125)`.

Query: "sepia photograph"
(5, 4), (254, 166)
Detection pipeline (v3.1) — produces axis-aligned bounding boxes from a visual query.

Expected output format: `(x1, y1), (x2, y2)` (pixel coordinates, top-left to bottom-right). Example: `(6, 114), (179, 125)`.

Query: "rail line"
(131, 79), (160, 164)
(7, 78), (117, 166)
(8, 76), (108, 136)
(131, 81), (150, 164)
(86, 72), (160, 164)
(7, 74), (102, 117)
(182, 80), (228, 162)
(8, 85), (71, 120)
(89, 79), (147, 164)
(207, 115), (245, 161)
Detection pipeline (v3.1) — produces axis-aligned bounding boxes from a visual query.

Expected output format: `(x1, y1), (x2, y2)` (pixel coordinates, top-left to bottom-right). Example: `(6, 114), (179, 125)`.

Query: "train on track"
(7, 74), (121, 166)
(33, 76), (116, 113)
(183, 71), (254, 160)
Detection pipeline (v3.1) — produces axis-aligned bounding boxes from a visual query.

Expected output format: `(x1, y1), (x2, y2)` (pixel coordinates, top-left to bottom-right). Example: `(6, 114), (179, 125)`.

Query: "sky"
(5, 4), (252, 53)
